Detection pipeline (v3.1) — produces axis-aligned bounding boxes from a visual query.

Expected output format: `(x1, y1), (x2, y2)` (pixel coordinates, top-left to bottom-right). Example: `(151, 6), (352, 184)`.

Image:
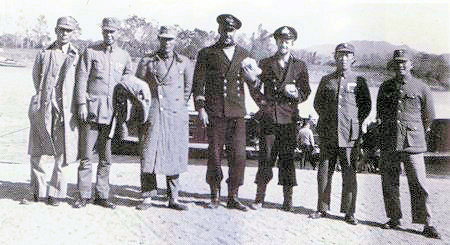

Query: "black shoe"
(381, 219), (401, 229)
(281, 201), (293, 212)
(309, 211), (328, 219)
(168, 201), (188, 211)
(73, 198), (89, 208)
(47, 197), (60, 206)
(422, 226), (441, 239)
(93, 198), (116, 209)
(227, 197), (248, 211)
(33, 194), (39, 202)
(345, 215), (358, 225)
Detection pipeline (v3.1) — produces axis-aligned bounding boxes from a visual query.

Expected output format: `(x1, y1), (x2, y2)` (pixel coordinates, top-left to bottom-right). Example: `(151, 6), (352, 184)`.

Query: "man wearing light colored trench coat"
(135, 26), (193, 211)
(27, 16), (80, 206)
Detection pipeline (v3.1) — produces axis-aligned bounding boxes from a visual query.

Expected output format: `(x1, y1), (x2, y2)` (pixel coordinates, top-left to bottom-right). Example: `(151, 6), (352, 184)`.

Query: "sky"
(0, 0), (449, 54)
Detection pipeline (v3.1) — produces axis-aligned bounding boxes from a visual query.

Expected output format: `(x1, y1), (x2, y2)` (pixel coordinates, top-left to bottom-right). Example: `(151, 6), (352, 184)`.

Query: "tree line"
(0, 15), (448, 89)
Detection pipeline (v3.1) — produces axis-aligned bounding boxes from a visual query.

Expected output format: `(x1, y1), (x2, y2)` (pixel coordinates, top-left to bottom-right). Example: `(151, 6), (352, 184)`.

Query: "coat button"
(159, 95), (163, 99)
(397, 120), (400, 124)
(398, 100), (402, 103)
(224, 93), (227, 97)
(224, 86), (227, 90)
(160, 107), (164, 111)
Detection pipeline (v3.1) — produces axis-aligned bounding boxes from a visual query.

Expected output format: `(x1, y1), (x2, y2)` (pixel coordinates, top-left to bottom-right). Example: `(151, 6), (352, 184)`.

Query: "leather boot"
(226, 188), (247, 211)
(206, 185), (220, 209)
(282, 186), (293, 212)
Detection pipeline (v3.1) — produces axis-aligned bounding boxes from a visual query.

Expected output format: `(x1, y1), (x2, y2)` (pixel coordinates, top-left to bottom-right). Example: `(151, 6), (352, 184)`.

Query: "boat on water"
(0, 57), (26, 67)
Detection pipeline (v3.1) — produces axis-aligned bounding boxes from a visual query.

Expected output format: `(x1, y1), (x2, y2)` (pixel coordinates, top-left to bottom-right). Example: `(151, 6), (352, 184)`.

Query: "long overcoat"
(28, 42), (80, 164)
(135, 52), (193, 175)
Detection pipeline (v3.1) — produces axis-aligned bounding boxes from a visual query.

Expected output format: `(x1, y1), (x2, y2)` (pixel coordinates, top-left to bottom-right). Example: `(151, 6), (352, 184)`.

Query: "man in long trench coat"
(135, 26), (193, 211)
(27, 16), (80, 206)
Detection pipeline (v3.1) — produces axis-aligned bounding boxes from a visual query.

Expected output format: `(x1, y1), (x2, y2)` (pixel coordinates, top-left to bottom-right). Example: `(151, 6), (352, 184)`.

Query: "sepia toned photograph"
(0, 0), (448, 244)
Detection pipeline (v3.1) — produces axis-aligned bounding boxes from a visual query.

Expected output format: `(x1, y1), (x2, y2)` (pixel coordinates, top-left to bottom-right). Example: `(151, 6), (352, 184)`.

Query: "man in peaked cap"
(192, 14), (260, 211)
(310, 43), (371, 224)
(377, 50), (440, 239)
(27, 16), (80, 206)
(73, 17), (132, 209)
(243, 26), (311, 211)
(134, 26), (193, 211)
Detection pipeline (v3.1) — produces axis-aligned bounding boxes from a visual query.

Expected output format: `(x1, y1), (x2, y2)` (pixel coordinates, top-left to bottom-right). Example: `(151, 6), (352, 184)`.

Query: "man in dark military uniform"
(310, 43), (371, 225)
(244, 26), (311, 211)
(74, 17), (133, 209)
(377, 50), (440, 239)
(134, 26), (193, 211)
(193, 14), (257, 211)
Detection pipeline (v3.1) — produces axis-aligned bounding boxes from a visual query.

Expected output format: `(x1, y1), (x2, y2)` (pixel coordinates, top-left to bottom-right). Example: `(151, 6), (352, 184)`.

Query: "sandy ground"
(0, 157), (449, 245)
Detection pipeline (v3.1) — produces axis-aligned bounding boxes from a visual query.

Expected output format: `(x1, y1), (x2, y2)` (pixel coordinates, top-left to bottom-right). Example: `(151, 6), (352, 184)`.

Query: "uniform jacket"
(135, 51), (193, 175)
(254, 54), (310, 125)
(377, 76), (434, 153)
(28, 42), (80, 164)
(192, 43), (251, 118)
(75, 42), (132, 124)
(314, 71), (371, 148)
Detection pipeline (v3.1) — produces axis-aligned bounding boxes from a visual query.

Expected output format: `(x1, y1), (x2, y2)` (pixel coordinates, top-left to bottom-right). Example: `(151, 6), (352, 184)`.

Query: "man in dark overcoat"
(310, 43), (371, 225)
(245, 26), (311, 211)
(192, 14), (259, 211)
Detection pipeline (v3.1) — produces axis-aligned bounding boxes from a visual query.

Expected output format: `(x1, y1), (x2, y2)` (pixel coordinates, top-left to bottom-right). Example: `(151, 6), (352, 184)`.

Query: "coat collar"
(47, 41), (78, 56)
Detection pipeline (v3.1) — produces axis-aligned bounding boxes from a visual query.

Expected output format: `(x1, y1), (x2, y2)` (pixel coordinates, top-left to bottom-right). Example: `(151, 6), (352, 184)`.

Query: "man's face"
(218, 26), (236, 46)
(55, 27), (73, 45)
(393, 61), (412, 77)
(102, 29), (118, 46)
(159, 37), (176, 53)
(335, 52), (354, 71)
(275, 38), (294, 55)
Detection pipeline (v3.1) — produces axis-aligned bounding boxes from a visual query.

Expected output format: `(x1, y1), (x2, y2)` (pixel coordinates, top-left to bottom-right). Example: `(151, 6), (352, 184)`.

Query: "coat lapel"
(225, 45), (245, 78)
(270, 56), (283, 81)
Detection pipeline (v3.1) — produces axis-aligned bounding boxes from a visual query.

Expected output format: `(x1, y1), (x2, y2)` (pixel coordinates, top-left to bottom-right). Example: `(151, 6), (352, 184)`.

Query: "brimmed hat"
(217, 14), (242, 31)
(335, 43), (355, 53)
(101, 17), (121, 31)
(157, 26), (177, 39)
(273, 26), (297, 41)
(56, 16), (77, 30)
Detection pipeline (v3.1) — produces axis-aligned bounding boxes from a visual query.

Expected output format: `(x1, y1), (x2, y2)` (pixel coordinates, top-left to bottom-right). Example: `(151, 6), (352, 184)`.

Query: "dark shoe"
(136, 198), (152, 210)
(345, 215), (358, 225)
(227, 197), (248, 211)
(422, 226), (441, 239)
(281, 201), (293, 212)
(309, 211), (328, 219)
(47, 197), (60, 206)
(168, 200), (188, 211)
(73, 198), (89, 208)
(381, 219), (401, 229)
(93, 198), (116, 209)
(33, 194), (39, 202)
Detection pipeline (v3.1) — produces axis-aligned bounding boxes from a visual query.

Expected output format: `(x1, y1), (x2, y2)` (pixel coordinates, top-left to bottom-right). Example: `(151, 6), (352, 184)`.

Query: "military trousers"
(30, 154), (67, 199)
(317, 146), (357, 215)
(206, 117), (246, 195)
(141, 173), (180, 200)
(77, 122), (112, 199)
(381, 151), (431, 224)
(255, 123), (297, 186)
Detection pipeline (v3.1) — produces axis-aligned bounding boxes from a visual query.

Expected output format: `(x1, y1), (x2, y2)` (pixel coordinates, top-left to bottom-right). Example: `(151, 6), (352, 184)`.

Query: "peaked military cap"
(217, 14), (242, 30)
(273, 26), (297, 41)
(391, 49), (409, 63)
(101, 17), (121, 31)
(56, 16), (77, 30)
(335, 43), (355, 53)
(158, 26), (177, 39)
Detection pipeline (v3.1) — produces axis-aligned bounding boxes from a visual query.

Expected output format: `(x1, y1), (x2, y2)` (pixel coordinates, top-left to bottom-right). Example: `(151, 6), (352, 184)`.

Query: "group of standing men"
(27, 14), (440, 239)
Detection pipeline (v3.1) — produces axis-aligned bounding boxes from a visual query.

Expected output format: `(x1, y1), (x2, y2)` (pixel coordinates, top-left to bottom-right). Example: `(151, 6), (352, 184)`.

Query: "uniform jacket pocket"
(406, 121), (425, 147)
